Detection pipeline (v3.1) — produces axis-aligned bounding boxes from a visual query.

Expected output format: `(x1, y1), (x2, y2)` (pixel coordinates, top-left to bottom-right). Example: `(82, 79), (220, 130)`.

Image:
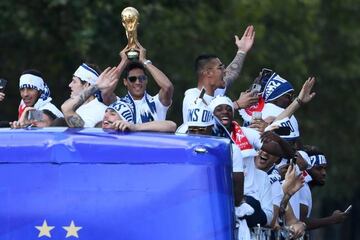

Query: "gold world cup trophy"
(121, 7), (140, 60)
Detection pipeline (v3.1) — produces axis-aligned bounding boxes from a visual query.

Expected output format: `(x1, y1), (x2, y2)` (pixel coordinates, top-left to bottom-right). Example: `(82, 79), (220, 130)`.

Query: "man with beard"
(300, 146), (349, 233)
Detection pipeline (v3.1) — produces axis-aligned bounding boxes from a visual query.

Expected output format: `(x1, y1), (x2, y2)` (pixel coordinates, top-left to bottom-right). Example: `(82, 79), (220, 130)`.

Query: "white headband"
(19, 74), (44, 91)
(297, 150), (312, 170)
(309, 154), (327, 167)
(73, 63), (99, 85)
(209, 95), (234, 115)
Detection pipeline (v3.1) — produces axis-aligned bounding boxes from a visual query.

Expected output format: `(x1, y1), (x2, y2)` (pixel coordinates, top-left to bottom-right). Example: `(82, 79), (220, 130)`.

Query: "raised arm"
(279, 164), (304, 218)
(137, 41), (174, 107)
(224, 25), (255, 87)
(61, 85), (98, 127)
(101, 46), (131, 105)
(62, 67), (120, 127)
(274, 77), (316, 121)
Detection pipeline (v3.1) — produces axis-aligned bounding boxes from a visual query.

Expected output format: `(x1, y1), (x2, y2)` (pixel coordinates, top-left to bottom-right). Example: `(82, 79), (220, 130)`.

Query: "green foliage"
(0, 0), (359, 219)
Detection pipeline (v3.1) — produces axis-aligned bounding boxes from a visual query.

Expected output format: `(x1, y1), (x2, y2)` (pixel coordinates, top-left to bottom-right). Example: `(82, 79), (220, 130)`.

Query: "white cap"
(208, 95), (234, 115)
(186, 99), (214, 127)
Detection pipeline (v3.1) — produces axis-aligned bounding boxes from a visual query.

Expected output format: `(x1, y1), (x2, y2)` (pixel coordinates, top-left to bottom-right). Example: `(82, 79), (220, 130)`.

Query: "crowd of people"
(0, 25), (350, 239)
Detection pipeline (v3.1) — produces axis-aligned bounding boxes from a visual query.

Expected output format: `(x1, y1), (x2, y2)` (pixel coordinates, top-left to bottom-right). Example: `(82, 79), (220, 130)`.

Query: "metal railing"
(249, 225), (305, 240)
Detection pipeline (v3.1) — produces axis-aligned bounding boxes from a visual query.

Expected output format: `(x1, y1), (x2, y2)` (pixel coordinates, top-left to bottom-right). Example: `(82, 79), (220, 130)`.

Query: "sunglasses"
(188, 126), (211, 135)
(128, 75), (147, 83)
(207, 64), (225, 71)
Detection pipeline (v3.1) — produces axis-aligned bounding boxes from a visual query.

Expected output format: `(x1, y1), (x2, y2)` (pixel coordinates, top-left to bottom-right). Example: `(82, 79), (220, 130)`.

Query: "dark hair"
(303, 145), (325, 157)
(76, 63), (101, 85)
(21, 69), (44, 79)
(42, 109), (58, 121)
(85, 63), (101, 75)
(50, 117), (68, 127)
(124, 62), (146, 78)
(194, 54), (219, 75)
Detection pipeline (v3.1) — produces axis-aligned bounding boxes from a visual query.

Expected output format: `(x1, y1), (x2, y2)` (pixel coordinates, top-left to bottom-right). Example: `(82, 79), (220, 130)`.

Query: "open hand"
(235, 25), (255, 53)
(283, 164), (304, 196)
(298, 77), (316, 104)
(235, 91), (258, 109)
(96, 67), (120, 92)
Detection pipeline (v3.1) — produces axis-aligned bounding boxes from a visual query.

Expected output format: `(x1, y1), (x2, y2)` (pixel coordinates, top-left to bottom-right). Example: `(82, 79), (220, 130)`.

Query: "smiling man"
(118, 42), (174, 124)
(18, 69), (63, 119)
(209, 95), (284, 228)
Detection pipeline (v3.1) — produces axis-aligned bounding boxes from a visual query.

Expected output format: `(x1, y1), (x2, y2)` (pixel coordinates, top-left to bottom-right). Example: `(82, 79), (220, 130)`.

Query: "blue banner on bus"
(0, 128), (234, 240)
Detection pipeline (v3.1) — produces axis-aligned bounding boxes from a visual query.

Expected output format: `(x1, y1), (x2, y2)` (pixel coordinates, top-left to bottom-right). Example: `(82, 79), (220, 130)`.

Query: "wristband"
(296, 97), (303, 106)
(237, 50), (246, 55)
(143, 59), (152, 66)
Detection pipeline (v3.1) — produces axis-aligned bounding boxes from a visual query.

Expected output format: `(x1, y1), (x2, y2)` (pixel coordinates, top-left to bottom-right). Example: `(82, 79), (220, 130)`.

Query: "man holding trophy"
(101, 7), (174, 124)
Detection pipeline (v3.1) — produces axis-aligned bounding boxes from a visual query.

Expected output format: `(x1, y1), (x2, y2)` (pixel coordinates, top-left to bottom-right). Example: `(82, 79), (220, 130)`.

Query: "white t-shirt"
(231, 124), (272, 223)
(231, 143), (244, 173)
(261, 103), (300, 141)
(214, 87), (226, 96)
(288, 189), (301, 219)
(241, 127), (263, 151)
(271, 180), (284, 207)
(299, 183), (312, 218)
(38, 102), (64, 118)
(76, 98), (107, 127)
(132, 93), (169, 123)
(182, 88), (223, 123)
(243, 156), (273, 225)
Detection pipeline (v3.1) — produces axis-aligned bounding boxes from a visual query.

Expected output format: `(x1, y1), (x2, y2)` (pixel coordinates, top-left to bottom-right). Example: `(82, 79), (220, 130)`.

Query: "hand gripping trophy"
(121, 7), (140, 60)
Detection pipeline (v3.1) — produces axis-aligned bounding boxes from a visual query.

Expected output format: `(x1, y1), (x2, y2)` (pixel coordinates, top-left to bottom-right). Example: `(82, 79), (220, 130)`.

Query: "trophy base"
(127, 50), (139, 60)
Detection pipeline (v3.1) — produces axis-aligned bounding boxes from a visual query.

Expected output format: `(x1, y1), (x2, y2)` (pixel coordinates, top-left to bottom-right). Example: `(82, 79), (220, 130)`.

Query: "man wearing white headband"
(62, 63), (108, 127)
(299, 146), (349, 234)
(182, 26), (255, 124)
(17, 69), (63, 119)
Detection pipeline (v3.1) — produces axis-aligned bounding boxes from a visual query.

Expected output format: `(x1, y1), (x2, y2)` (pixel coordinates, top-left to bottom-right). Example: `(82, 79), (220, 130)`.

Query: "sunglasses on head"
(128, 75), (147, 83)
